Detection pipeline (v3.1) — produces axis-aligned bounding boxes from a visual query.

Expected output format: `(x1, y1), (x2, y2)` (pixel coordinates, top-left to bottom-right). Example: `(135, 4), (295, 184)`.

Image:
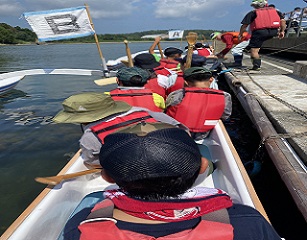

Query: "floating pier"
(220, 52), (307, 221)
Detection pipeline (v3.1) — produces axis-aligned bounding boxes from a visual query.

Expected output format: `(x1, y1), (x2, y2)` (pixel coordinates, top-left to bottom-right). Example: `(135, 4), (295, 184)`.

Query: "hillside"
(0, 23), (222, 44)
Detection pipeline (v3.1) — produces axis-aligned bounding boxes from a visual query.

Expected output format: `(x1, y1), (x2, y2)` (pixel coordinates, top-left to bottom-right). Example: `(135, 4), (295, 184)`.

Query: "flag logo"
(24, 6), (95, 42)
(168, 30), (184, 39)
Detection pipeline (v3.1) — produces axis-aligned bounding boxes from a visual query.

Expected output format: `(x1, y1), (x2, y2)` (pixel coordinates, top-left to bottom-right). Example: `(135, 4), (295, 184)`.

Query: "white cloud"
(153, 0), (244, 20)
(0, 1), (25, 16)
(23, 0), (140, 18)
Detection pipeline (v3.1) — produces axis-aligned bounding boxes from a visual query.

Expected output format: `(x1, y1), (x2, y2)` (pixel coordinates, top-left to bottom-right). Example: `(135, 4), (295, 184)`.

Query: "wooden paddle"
(157, 42), (164, 59)
(35, 168), (102, 185)
(184, 32), (198, 70)
(94, 77), (117, 86)
(124, 40), (134, 67)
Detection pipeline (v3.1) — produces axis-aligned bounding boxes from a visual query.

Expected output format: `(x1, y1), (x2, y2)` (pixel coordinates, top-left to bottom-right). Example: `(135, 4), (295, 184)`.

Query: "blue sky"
(0, 0), (304, 34)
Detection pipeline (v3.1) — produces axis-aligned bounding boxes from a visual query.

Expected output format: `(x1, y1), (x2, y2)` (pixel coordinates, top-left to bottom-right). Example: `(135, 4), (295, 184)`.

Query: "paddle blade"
(94, 77), (117, 86)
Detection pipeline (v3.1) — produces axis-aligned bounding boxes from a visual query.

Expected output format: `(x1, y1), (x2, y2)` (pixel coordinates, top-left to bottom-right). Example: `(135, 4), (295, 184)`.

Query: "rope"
(262, 132), (307, 144)
(264, 40), (307, 56)
(244, 70), (307, 119)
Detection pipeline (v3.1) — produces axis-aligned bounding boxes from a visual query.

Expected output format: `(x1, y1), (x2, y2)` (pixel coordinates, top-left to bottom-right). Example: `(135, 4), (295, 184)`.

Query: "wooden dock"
(219, 51), (307, 222)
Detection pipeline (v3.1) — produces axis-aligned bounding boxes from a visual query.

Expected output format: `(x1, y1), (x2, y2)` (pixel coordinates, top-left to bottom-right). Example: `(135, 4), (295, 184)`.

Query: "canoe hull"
(1, 121), (267, 240)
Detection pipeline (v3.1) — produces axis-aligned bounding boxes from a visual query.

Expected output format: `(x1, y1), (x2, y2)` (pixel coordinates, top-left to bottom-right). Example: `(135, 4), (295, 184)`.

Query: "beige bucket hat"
(53, 92), (132, 124)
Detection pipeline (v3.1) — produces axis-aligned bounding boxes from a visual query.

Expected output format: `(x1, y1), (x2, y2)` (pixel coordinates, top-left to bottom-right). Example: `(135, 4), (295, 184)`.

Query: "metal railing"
(284, 7), (307, 37)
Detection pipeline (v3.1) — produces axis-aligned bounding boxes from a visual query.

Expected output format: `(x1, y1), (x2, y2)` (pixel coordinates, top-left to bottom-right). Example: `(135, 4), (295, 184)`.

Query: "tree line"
(0, 23), (222, 44)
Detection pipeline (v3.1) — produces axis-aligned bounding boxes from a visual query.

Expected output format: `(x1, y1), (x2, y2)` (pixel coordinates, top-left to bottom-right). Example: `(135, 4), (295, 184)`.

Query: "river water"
(0, 43), (305, 238)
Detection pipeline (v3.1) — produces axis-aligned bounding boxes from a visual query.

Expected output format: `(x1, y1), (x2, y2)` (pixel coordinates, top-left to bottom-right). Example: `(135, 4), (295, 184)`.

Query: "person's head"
(163, 47), (183, 59)
(52, 92), (131, 124)
(210, 32), (222, 40)
(268, 4), (275, 8)
(180, 54), (207, 69)
(116, 67), (150, 87)
(133, 53), (160, 70)
(250, 0), (268, 9)
(99, 125), (208, 200)
(183, 67), (214, 88)
(194, 42), (205, 49)
(294, 7), (301, 12)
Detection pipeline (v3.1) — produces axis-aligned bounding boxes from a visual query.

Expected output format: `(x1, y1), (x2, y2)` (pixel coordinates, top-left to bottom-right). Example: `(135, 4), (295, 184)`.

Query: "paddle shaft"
(35, 168), (101, 185)
(124, 40), (134, 67)
(157, 42), (164, 59)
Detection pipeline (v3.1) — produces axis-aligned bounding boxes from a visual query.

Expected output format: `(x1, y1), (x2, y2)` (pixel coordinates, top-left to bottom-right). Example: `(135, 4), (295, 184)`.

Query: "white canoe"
(0, 76), (24, 95)
(1, 121), (268, 240)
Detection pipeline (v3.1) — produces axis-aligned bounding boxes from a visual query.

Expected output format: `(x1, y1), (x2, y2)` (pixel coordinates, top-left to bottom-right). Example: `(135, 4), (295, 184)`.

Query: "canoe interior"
(3, 121), (265, 240)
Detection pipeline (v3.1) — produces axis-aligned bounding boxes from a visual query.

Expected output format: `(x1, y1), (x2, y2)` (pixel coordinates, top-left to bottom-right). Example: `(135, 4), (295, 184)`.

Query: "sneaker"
(249, 66), (261, 71)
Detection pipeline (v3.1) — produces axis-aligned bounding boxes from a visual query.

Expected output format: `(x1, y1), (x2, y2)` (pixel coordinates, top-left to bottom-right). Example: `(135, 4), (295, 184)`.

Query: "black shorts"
(248, 29), (278, 48)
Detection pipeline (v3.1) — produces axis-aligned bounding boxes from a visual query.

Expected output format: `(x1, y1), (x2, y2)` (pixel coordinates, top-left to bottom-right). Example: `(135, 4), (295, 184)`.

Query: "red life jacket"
(145, 68), (175, 99)
(196, 48), (212, 57)
(166, 72), (184, 96)
(90, 111), (158, 143)
(79, 199), (234, 240)
(223, 32), (250, 44)
(166, 88), (225, 132)
(144, 77), (167, 99)
(250, 7), (281, 31)
(159, 58), (180, 70)
(110, 89), (162, 112)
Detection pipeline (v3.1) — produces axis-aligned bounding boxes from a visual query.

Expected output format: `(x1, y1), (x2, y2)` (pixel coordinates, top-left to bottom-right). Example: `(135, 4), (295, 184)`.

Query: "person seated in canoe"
(149, 36), (183, 70)
(165, 67), (232, 139)
(53, 92), (188, 166)
(133, 53), (180, 99)
(77, 126), (281, 240)
(107, 66), (165, 112)
(185, 42), (216, 58)
(179, 54), (220, 90)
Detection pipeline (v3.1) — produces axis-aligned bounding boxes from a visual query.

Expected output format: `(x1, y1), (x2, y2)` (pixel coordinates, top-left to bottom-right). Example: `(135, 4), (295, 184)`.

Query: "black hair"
(118, 170), (199, 200)
(268, 4), (275, 8)
(120, 75), (147, 87)
(184, 72), (212, 83)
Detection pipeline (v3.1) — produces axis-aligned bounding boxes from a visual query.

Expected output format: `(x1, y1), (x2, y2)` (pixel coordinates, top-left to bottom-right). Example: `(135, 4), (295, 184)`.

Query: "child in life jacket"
(134, 53), (180, 99)
(166, 67), (232, 139)
(108, 66), (165, 112)
(77, 126), (281, 240)
(53, 92), (187, 166)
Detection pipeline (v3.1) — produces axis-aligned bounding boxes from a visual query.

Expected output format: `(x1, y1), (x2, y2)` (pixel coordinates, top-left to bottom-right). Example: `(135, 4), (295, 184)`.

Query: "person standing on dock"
(239, 0), (286, 70)
(210, 31), (251, 67)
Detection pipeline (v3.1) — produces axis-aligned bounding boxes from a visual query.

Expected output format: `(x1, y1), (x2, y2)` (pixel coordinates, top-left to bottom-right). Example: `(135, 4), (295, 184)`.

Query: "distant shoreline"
(0, 40), (185, 46)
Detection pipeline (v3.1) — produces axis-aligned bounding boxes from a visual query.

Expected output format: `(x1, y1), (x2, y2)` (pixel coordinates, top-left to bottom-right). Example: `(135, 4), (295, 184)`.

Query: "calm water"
(0, 43), (305, 238)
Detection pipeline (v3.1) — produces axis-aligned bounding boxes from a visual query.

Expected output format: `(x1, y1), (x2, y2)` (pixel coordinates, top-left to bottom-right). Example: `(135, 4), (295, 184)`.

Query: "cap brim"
(53, 101), (131, 123)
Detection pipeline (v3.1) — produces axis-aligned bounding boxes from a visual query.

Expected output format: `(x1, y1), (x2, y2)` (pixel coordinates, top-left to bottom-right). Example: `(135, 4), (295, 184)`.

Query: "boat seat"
(57, 191), (105, 240)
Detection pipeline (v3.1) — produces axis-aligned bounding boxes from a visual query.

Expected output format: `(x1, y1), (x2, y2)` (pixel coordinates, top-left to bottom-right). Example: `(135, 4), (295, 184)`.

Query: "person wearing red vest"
(210, 31), (251, 67)
(76, 126), (281, 240)
(239, 0), (286, 70)
(166, 67), (232, 139)
(108, 66), (165, 112)
(53, 92), (187, 166)
(134, 53), (179, 99)
(149, 36), (183, 70)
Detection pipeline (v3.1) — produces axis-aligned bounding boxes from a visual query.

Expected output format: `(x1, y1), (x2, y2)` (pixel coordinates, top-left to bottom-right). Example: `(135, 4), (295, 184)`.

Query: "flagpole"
(84, 3), (108, 74)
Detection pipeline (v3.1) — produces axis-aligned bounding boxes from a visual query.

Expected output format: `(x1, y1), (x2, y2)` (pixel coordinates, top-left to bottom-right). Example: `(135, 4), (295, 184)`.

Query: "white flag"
(168, 30), (184, 39)
(23, 6), (95, 42)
